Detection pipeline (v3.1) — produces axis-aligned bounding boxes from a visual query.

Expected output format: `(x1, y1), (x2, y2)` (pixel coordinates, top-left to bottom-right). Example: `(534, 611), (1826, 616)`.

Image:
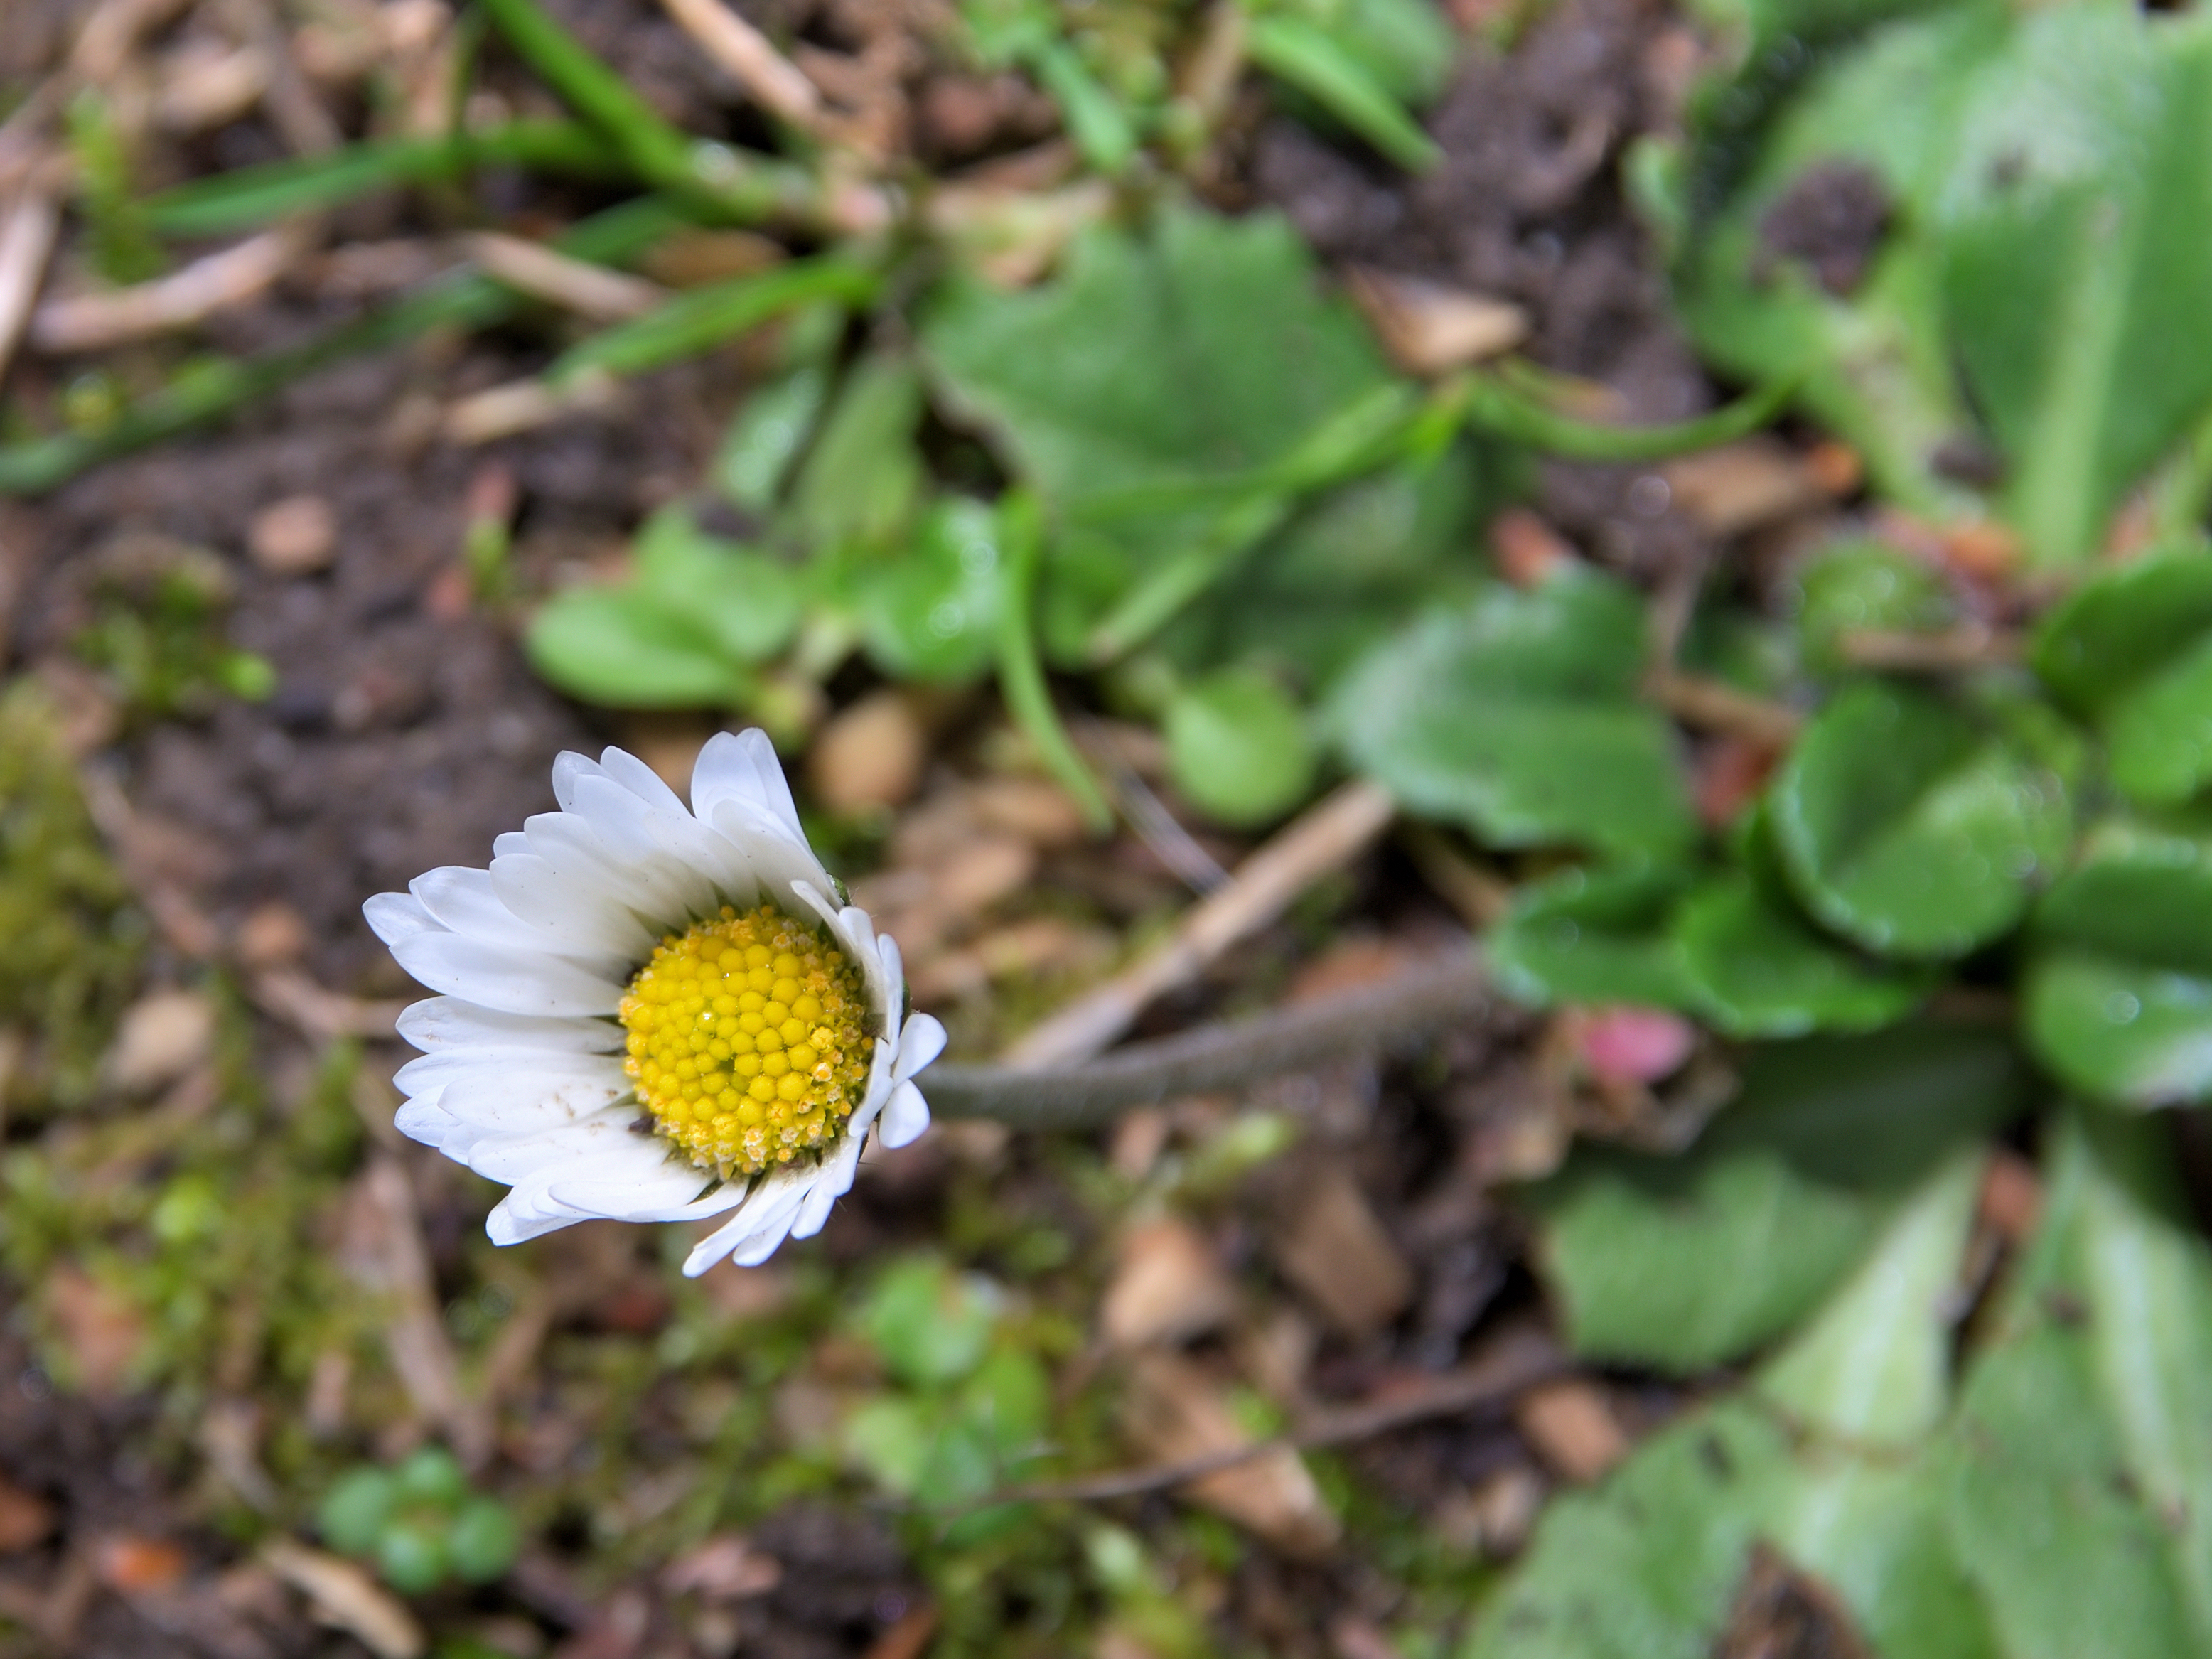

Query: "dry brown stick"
(1644, 667), (1803, 748)
(465, 231), (670, 321)
(972, 1328), (1561, 1509)
(0, 184), (60, 386)
(1000, 778), (1397, 1068)
(31, 227), (306, 352)
(656, 0), (825, 129)
(1837, 625), (2022, 672)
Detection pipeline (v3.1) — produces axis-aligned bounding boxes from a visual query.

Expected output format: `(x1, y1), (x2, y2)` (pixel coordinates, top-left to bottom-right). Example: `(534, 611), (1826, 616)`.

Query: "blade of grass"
(143, 122), (625, 239)
(548, 255), (880, 383)
(1457, 369), (1800, 461)
(477, 0), (820, 224)
(1245, 16), (1441, 174)
(997, 490), (1114, 834)
(0, 198), (692, 497)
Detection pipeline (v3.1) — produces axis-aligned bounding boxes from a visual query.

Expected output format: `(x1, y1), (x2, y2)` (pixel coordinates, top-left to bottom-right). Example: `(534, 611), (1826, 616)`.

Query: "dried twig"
(970, 1327), (1560, 1509)
(31, 228), (306, 353)
(0, 185), (60, 386)
(655, 0), (824, 129)
(444, 367), (621, 444)
(926, 947), (1489, 1130)
(466, 231), (670, 321)
(249, 968), (407, 1041)
(1000, 778), (1397, 1067)
(1643, 667), (1803, 748)
(1836, 625), (2022, 672)
(261, 1539), (425, 1659)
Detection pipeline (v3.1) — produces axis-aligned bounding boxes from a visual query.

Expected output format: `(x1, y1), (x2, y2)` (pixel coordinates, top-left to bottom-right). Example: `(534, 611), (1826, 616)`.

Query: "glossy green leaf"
(2022, 820), (2212, 1107)
(860, 498), (1009, 684)
(1770, 680), (2070, 958)
(1164, 668), (1315, 828)
(1938, 9), (2212, 565)
(1531, 1024), (2025, 1372)
(1944, 1114), (2212, 1658)
(1486, 864), (1701, 1011)
(1333, 569), (1696, 859)
(1247, 16), (1441, 173)
(1674, 873), (1932, 1038)
(788, 354), (927, 552)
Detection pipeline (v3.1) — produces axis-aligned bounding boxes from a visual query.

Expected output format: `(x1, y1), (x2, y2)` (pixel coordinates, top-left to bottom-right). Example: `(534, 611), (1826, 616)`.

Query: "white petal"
(598, 745), (691, 817)
(692, 729), (805, 843)
(877, 1080), (930, 1149)
(364, 891), (441, 949)
(892, 1012), (946, 1083)
(493, 832), (532, 859)
(486, 1191), (591, 1245)
(713, 800), (835, 904)
(463, 1106), (645, 1181)
(489, 850), (655, 958)
(390, 932), (623, 1016)
(572, 776), (719, 918)
(395, 997), (621, 1054)
(394, 1097), (457, 1146)
(527, 811), (696, 930)
(411, 865), (633, 975)
(684, 1170), (812, 1275)
(791, 1136), (864, 1237)
(392, 1046), (621, 1095)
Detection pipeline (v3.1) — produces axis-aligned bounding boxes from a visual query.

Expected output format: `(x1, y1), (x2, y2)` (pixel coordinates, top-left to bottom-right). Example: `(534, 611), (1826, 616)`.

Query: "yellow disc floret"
(619, 905), (874, 1179)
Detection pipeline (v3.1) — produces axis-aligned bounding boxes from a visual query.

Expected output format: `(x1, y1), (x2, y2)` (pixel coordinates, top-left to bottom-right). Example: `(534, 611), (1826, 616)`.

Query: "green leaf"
(1943, 1114), (2212, 1658)
(2022, 820), (2212, 1107)
(1333, 569), (1697, 859)
(319, 1469), (396, 1556)
(1938, 9), (2212, 565)
(1164, 667), (1315, 827)
(1486, 863), (1702, 1011)
(2031, 549), (2212, 807)
(1247, 16), (1442, 173)
(1530, 1023), (2027, 1373)
(1788, 539), (1957, 675)
(525, 586), (752, 709)
(788, 354), (926, 552)
(553, 259), (876, 387)
(859, 497), (1009, 684)
(860, 1257), (999, 1387)
(394, 1446), (468, 1508)
(1769, 680), (2071, 958)
(633, 505), (803, 665)
(715, 365), (832, 513)
(446, 1500), (521, 1584)
(923, 208), (1393, 512)
(1477, 1156), (1997, 1659)
(376, 1520), (449, 1596)
(1673, 874), (1932, 1038)
(1033, 41), (1137, 173)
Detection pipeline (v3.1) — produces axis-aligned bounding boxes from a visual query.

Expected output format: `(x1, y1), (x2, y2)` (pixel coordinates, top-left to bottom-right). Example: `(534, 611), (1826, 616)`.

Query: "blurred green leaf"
(1673, 873), (1932, 1038)
(319, 1469), (396, 1557)
(1944, 1113), (2212, 1658)
(861, 497), (1009, 684)
(635, 504), (804, 664)
(789, 355), (927, 552)
(1769, 680), (2071, 958)
(1247, 16), (1441, 173)
(1790, 539), (1957, 675)
(377, 1520), (449, 1597)
(447, 1500), (520, 1584)
(862, 1257), (999, 1387)
(1530, 1023), (2026, 1372)
(1164, 667), (1315, 827)
(1938, 9), (2212, 566)
(1333, 569), (1697, 859)
(394, 1446), (468, 1508)
(526, 584), (754, 708)
(2022, 820), (2212, 1107)
(1487, 863), (1701, 1011)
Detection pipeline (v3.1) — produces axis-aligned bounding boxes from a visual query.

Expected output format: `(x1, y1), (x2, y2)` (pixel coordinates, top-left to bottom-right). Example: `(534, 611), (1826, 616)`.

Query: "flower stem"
(920, 950), (1491, 1129)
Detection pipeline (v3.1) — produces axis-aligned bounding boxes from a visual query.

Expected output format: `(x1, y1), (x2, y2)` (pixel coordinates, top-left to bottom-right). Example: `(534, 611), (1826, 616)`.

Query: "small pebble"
(248, 494), (338, 576)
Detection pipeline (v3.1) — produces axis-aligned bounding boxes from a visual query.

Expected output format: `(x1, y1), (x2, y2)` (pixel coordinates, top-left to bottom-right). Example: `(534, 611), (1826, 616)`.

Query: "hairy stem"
(921, 950), (1491, 1130)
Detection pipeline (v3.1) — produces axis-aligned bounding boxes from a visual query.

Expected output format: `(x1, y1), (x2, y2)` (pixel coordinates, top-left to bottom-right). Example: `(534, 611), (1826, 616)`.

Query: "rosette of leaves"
(318, 1447), (521, 1596)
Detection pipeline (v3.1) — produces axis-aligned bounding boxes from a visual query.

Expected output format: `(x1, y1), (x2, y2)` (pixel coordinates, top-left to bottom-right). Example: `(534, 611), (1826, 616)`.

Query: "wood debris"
(1513, 1378), (1629, 1484)
(1348, 267), (1529, 375)
(261, 1538), (425, 1659)
(1101, 1217), (1239, 1349)
(31, 228), (306, 353)
(1266, 1167), (1414, 1338)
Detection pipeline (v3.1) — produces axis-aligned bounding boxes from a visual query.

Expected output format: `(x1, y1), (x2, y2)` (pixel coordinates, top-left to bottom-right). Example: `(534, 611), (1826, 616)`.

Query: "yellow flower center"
(619, 904), (874, 1179)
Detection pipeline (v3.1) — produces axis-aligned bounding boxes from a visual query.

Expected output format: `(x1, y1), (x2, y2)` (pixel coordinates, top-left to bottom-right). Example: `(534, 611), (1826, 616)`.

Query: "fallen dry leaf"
(1267, 1168), (1414, 1338)
(1347, 267), (1528, 375)
(95, 1535), (189, 1594)
(1122, 1351), (1340, 1557)
(1101, 1217), (1238, 1350)
(1515, 1378), (1629, 1484)
(662, 1534), (783, 1601)
(262, 1537), (425, 1659)
(47, 1263), (145, 1396)
(0, 1476), (55, 1554)
(1663, 438), (1827, 537)
(1489, 508), (1577, 589)
(105, 989), (215, 1095)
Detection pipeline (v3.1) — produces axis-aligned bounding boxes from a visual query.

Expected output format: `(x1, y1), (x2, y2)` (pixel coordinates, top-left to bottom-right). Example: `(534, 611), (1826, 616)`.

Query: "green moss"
(0, 683), (144, 1112)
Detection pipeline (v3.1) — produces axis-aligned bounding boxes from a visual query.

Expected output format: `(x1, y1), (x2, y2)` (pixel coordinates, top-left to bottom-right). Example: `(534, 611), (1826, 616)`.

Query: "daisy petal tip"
(879, 1080), (930, 1149)
(896, 1012), (947, 1080)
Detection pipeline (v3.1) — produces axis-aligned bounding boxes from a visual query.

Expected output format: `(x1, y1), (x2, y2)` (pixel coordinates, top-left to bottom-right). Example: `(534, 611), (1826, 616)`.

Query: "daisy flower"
(363, 731), (945, 1274)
